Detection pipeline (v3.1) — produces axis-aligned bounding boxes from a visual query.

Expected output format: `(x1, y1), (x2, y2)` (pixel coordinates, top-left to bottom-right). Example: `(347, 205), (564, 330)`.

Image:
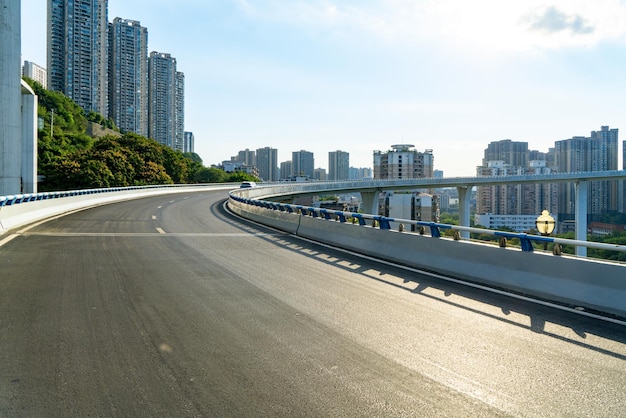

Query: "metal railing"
(229, 192), (626, 257)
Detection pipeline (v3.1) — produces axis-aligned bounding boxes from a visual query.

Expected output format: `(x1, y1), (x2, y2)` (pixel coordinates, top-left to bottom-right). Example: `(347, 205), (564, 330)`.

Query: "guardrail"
(228, 193), (626, 256)
(228, 187), (626, 318)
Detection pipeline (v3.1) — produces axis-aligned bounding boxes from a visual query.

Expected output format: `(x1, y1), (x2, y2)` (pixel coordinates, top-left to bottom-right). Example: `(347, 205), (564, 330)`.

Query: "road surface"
(1, 191), (625, 417)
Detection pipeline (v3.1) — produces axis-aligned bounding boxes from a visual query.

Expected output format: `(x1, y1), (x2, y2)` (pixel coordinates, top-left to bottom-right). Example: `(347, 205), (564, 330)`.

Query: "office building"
(555, 126), (618, 217)
(183, 131), (194, 153)
(22, 60), (47, 87)
(108, 18), (148, 136)
(48, 0), (109, 116)
(373, 145), (434, 179)
(148, 51), (178, 149)
(328, 150), (349, 181)
(292, 150), (314, 179)
(256, 146), (278, 181)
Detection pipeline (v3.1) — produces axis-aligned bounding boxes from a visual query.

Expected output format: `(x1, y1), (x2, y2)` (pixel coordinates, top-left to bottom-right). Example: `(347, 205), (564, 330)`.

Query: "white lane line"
(157, 206), (163, 209)
(0, 234), (19, 247)
(21, 232), (278, 237)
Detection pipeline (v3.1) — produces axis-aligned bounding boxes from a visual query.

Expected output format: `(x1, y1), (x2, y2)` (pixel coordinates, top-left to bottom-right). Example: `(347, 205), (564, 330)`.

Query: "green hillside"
(24, 78), (256, 191)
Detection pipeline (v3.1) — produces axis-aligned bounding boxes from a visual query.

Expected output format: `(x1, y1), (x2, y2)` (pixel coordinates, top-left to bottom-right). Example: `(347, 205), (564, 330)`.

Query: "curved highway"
(1, 191), (625, 417)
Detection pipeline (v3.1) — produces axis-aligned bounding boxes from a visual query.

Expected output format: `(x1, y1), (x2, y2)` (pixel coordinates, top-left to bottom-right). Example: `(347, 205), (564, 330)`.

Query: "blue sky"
(21, 0), (626, 176)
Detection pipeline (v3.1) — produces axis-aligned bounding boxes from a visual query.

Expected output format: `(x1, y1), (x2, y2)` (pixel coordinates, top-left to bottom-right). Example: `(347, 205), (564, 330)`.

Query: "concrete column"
(21, 80), (37, 193)
(360, 191), (380, 215)
(575, 181), (588, 257)
(457, 185), (472, 239)
(0, 0), (22, 195)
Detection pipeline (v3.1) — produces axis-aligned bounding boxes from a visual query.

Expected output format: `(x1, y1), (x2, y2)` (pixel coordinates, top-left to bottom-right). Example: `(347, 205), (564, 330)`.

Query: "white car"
(240, 181), (256, 189)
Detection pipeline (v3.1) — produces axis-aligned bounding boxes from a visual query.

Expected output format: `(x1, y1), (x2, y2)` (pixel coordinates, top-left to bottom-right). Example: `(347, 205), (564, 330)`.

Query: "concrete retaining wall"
(229, 197), (626, 318)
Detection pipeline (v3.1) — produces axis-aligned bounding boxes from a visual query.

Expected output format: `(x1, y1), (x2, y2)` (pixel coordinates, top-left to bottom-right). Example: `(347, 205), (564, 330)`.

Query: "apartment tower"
(328, 150), (349, 181)
(108, 18), (148, 136)
(47, 0), (109, 115)
(148, 51), (177, 148)
(555, 126), (618, 217)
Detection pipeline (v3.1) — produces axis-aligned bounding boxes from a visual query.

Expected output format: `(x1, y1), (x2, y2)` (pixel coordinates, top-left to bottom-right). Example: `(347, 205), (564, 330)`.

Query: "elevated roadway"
(1, 190), (625, 416)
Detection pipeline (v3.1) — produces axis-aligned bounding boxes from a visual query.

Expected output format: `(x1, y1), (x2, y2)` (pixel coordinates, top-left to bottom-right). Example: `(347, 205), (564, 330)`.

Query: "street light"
(535, 210), (555, 250)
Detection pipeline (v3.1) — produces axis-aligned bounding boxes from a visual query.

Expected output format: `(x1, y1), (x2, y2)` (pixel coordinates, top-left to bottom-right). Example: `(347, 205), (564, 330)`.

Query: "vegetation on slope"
(24, 78), (257, 191)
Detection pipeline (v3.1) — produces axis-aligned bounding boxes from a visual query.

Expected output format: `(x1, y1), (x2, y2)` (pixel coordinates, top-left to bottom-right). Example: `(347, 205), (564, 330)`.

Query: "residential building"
(482, 139), (528, 168)
(108, 18), (148, 136)
(555, 126), (619, 217)
(313, 168), (326, 181)
(292, 150), (314, 178)
(174, 71), (185, 151)
(48, 0), (109, 115)
(328, 150), (349, 181)
(22, 60), (47, 87)
(349, 167), (373, 180)
(256, 146), (278, 181)
(237, 149), (256, 167)
(148, 51), (177, 149)
(280, 160), (292, 180)
(476, 160), (557, 218)
(183, 131), (194, 153)
(373, 145), (434, 179)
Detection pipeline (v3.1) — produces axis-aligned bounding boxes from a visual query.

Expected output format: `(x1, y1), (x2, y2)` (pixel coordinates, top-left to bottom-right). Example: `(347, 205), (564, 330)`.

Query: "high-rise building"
(328, 150), (349, 181)
(174, 71), (185, 151)
(183, 131), (194, 153)
(482, 139), (529, 168)
(373, 145), (434, 179)
(280, 160), (292, 180)
(237, 149), (256, 167)
(555, 126), (619, 217)
(22, 61), (47, 87)
(475, 159), (557, 231)
(292, 150), (314, 178)
(622, 141), (626, 213)
(148, 51), (177, 149)
(108, 18), (148, 136)
(349, 167), (373, 180)
(256, 146), (278, 181)
(48, 0), (109, 116)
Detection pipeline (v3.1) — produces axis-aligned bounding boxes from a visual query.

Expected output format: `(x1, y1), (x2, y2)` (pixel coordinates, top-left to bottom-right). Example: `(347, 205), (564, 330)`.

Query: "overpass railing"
(229, 192), (626, 257)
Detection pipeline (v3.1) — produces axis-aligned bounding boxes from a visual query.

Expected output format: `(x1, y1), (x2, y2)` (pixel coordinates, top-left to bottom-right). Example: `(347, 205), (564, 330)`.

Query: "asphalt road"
(1, 191), (625, 417)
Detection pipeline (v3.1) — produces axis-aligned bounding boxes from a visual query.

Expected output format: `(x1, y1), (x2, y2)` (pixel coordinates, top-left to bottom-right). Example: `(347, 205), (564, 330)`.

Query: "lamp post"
(535, 210), (555, 251)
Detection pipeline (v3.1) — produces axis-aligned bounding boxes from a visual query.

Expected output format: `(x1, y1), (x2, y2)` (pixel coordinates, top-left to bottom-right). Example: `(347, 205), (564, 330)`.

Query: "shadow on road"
(220, 200), (626, 361)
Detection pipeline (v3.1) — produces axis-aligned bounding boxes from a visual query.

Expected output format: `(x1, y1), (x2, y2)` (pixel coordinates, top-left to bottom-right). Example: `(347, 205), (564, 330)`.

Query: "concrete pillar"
(360, 191), (380, 215)
(457, 185), (472, 239)
(21, 80), (37, 193)
(575, 181), (588, 257)
(0, 0), (22, 195)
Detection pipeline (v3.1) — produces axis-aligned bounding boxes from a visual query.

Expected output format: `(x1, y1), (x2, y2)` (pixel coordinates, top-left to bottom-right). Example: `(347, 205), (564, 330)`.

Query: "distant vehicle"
(240, 181), (256, 189)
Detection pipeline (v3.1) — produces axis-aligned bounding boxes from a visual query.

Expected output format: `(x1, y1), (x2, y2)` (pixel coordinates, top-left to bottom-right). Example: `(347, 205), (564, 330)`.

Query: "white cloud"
(232, 0), (626, 53)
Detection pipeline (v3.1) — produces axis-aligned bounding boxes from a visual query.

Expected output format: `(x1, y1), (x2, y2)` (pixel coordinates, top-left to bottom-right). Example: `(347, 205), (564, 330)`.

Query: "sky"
(21, 0), (626, 177)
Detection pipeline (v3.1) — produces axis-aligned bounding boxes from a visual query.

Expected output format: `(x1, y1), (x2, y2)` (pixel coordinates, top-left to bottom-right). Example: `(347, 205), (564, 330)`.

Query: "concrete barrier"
(0, 184), (236, 235)
(228, 196), (626, 318)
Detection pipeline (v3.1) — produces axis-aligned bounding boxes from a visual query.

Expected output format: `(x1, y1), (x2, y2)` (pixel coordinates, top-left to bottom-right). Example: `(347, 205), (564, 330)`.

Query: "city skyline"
(22, 1), (626, 175)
